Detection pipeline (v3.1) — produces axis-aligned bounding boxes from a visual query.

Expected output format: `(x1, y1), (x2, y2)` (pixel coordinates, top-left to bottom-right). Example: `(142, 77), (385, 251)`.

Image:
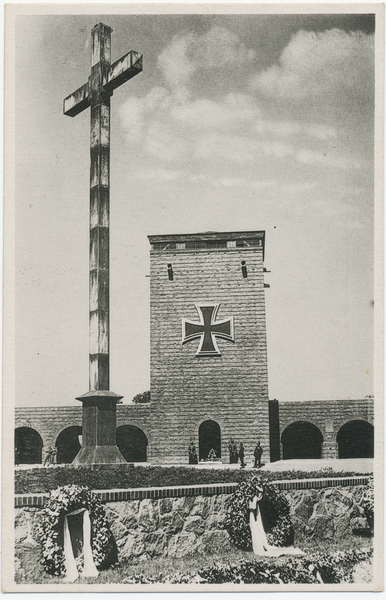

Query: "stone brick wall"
(15, 405), (151, 458)
(286, 486), (370, 541)
(15, 397), (374, 464)
(15, 407), (83, 449)
(276, 398), (374, 459)
(149, 236), (270, 465)
(15, 483), (370, 565)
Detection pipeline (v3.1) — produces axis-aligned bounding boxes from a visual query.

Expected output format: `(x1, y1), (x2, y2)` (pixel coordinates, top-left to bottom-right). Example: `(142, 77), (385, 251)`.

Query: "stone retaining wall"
(15, 483), (370, 564)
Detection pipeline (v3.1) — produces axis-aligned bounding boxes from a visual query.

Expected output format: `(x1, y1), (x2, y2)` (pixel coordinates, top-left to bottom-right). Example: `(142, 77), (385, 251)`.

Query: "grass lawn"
(16, 533), (372, 585)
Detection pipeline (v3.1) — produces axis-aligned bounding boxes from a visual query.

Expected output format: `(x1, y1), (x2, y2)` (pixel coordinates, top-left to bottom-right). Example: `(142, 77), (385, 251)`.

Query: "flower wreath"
(225, 476), (294, 550)
(36, 485), (117, 576)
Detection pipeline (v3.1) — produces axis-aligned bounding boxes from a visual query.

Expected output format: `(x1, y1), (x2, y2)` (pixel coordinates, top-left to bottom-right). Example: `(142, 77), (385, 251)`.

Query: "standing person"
(254, 442), (263, 468)
(239, 442), (245, 468)
(228, 438), (233, 463)
(44, 446), (53, 467)
(229, 438), (238, 464)
(188, 440), (198, 464)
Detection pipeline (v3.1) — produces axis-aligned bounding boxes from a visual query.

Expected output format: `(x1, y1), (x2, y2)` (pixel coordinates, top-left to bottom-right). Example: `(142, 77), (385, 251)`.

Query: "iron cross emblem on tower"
(182, 304), (235, 356)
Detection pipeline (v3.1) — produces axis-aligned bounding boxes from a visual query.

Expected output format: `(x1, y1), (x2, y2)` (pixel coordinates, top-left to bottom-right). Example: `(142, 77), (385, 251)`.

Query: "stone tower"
(148, 231), (270, 465)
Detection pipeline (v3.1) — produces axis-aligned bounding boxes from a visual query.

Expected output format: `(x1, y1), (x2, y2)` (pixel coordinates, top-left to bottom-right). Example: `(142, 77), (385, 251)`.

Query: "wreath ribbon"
(63, 508), (99, 582)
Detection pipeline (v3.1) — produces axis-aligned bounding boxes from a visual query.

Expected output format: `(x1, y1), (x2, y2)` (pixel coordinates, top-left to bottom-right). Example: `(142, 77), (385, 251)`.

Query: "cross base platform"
(73, 390), (126, 466)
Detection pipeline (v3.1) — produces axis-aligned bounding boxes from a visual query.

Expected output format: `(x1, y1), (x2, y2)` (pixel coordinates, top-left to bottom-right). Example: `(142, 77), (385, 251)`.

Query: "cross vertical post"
(64, 23), (142, 465)
(89, 23), (111, 393)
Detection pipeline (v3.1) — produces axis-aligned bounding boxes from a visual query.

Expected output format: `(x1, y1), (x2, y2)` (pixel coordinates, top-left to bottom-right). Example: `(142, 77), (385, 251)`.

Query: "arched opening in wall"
(337, 420), (374, 458)
(15, 427), (43, 464)
(56, 426), (82, 464)
(199, 420), (221, 461)
(116, 425), (148, 462)
(281, 422), (323, 460)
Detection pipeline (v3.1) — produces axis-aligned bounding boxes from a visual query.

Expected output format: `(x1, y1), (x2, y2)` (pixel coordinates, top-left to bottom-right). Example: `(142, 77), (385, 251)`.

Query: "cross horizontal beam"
(105, 51), (142, 93)
(63, 82), (90, 118)
(63, 50), (142, 118)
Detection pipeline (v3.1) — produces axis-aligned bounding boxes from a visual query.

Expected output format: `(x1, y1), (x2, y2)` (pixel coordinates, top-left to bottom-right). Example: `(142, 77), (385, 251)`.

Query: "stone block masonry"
(148, 232), (270, 465)
(15, 480), (371, 567)
(277, 398), (374, 460)
(15, 397), (374, 464)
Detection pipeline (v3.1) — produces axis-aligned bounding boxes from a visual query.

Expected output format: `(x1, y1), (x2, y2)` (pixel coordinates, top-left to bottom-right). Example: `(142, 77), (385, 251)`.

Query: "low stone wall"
(15, 482), (370, 564)
(285, 486), (369, 541)
(105, 494), (232, 560)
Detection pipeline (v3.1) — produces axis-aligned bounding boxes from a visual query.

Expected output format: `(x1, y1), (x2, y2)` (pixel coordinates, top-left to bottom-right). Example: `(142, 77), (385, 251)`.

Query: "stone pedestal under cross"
(64, 23), (142, 465)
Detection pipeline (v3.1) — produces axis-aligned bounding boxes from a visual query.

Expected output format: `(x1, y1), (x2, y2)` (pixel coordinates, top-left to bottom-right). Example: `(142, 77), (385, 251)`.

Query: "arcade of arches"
(14, 419), (224, 465)
(14, 398), (374, 465)
(281, 419), (374, 461)
(14, 418), (374, 465)
(14, 424), (149, 465)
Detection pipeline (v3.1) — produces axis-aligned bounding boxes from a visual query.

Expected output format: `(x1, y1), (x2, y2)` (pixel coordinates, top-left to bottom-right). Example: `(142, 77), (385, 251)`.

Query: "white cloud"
(158, 26), (256, 92)
(188, 174), (208, 183)
(143, 121), (186, 162)
(195, 133), (259, 164)
(171, 93), (261, 130)
(250, 29), (374, 108)
(119, 87), (171, 144)
(306, 124), (337, 140)
(119, 96), (145, 143)
(261, 141), (295, 158)
(215, 177), (315, 194)
(194, 26), (256, 69)
(255, 119), (336, 140)
(119, 86), (359, 168)
(157, 36), (195, 94)
(280, 181), (318, 194)
(295, 148), (360, 170)
(216, 177), (276, 190)
(216, 177), (246, 188)
(252, 179), (277, 191)
(119, 27), (365, 173)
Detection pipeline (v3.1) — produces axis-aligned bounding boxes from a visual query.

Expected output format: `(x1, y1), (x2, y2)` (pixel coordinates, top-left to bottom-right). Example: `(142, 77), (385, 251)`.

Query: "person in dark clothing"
(239, 442), (245, 468)
(188, 440), (198, 464)
(228, 438), (238, 464)
(44, 446), (57, 467)
(254, 442), (263, 468)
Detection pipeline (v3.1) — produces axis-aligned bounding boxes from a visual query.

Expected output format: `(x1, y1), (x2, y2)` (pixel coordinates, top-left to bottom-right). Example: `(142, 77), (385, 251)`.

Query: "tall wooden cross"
(64, 23), (142, 465)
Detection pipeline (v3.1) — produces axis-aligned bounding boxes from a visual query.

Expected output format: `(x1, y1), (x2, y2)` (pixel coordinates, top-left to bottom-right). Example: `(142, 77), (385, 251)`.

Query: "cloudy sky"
(14, 11), (376, 407)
